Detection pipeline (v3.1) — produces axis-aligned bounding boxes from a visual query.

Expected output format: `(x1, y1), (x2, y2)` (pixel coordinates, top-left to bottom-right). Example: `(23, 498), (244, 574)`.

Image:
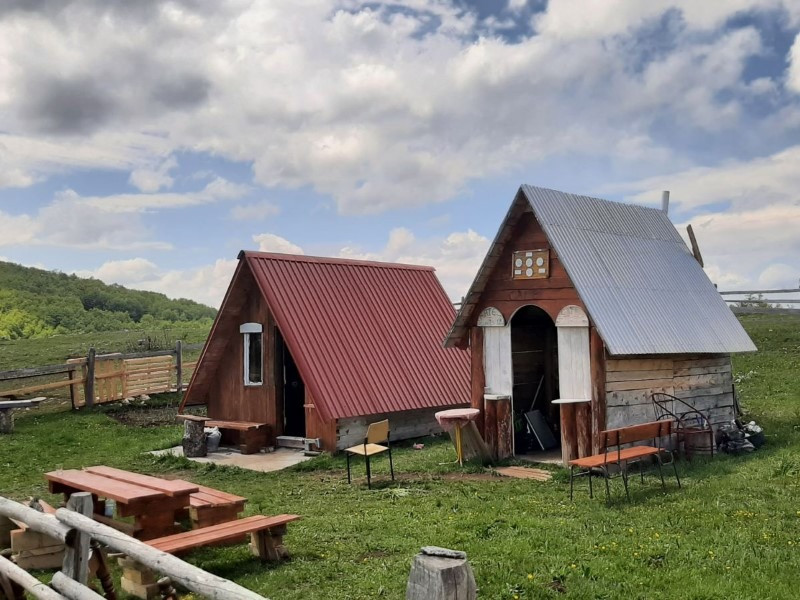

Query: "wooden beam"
(84, 349), (95, 410)
(0, 498), (69, 543)
(54, 509), (265, 600)
(590, 328), (607, 455)
(686, 224), (705, 267)
(0, 364), (80, 382)
(50, 572), (104, 600)
(0, 555), (66, 600)
(469, 328), (485, 437)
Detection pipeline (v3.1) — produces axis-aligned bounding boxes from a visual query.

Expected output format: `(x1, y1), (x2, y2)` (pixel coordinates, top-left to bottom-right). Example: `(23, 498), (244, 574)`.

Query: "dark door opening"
(278, 335), (306, 437)
(510, 305), (559, 457)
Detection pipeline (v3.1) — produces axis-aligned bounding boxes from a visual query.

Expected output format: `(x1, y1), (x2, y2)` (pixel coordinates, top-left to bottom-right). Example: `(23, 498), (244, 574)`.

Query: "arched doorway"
(510, 305), (560, 458)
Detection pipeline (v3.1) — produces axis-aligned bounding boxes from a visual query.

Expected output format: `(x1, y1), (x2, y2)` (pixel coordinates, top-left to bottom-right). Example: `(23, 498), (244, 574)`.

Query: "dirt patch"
(108, 405), (180, 427)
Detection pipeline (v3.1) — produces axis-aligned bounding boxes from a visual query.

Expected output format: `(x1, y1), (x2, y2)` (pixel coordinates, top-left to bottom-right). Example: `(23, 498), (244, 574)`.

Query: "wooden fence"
(0, 493), (266, 600)
(720, 287), (800, 316)
(0, 342), (202, 409)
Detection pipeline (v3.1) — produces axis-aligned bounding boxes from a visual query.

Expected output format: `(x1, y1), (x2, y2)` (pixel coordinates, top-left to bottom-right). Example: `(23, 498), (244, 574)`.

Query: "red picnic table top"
(45, 466), (200, 540)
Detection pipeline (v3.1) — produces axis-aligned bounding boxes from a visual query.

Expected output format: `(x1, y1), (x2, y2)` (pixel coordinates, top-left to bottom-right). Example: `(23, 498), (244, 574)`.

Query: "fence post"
(63, 493), (92, 585)
(175, 341), (183, 393)
(84, 349), (96, 409)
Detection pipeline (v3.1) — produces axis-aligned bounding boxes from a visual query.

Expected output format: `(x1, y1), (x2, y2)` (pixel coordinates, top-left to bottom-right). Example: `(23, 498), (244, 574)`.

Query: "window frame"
(239, 322), (263, 387)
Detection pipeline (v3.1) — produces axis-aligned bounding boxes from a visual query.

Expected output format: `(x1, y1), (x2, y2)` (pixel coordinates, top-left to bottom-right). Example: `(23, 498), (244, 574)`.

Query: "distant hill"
(0, 261), (216, 340)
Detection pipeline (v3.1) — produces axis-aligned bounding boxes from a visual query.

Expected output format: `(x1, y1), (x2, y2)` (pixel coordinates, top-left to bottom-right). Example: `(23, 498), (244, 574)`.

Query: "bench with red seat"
(569, 420), (681, 502)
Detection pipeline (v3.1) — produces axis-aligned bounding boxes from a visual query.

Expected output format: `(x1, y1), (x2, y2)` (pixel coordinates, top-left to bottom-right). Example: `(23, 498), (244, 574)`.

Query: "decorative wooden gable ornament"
(477, 307), (505, 327)
(512, 249), (549, 280)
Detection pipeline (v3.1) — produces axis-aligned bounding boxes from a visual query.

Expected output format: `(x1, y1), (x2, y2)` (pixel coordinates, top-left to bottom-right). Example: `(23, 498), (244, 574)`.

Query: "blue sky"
(1, 0), (799, 307)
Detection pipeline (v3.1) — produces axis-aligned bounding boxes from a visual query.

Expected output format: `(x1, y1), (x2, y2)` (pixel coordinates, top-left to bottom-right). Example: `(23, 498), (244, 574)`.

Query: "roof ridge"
(240, 250), (435, 271)
(522, 184), (668, 216)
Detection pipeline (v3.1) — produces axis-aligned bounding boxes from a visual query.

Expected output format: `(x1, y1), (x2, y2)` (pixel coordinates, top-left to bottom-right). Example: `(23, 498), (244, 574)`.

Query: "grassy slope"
(1, 315), (799, 599)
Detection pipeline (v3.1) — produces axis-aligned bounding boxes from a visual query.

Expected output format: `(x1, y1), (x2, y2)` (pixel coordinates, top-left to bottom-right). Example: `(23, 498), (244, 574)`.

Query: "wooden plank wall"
(471, 209), (584, 324)
(335, 407), (448, 450)
(207, 267), (278, 439)
(605, 355), (735, 429)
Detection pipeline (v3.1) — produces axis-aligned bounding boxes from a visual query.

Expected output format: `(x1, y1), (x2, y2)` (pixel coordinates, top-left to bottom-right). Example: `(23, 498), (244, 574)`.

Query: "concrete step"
(276, 436), (305, 449)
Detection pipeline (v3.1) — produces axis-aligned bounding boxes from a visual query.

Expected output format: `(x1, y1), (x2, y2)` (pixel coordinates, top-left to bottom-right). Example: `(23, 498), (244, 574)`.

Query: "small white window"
(240, 323), (263, 386)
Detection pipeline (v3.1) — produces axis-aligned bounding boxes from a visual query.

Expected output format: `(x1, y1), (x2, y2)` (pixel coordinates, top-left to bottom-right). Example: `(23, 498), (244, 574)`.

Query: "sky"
(1, 0), (799, 308)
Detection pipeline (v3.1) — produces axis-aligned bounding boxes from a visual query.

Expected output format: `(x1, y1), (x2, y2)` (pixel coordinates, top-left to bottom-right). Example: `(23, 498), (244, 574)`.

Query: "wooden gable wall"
(471, 208), (584, 324)
(206, 266), (280, 441)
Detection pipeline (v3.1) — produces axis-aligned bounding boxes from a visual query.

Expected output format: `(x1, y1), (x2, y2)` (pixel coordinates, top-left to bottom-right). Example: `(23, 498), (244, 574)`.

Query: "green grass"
(0, 326), (210, 370)
(2, 315), (799, 599)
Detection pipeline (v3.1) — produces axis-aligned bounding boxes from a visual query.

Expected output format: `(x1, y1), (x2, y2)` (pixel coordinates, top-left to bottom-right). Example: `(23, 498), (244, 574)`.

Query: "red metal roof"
(243, 251), (470, 421)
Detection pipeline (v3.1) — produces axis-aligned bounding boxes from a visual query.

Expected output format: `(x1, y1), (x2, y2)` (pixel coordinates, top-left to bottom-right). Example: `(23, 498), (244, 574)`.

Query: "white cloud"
(230, 201), (280, 221)
(617, 147), (800, 293)
(0, 191), (171, 250)
(128, 156), (177, 193)
(0, 210), (39, 246)
(338, 227), (490, 299)
(757, 263), (800, 289)
(534, 0), (796, 39)
(77, 177), (249, 213)
(788, 33), (800, 94)
(74, 258), (161, 286)
(252, 233), (305, 255)
(0, 2), (793, 213)
(74, 257), (238, 308)
(614, 145), (800, 212)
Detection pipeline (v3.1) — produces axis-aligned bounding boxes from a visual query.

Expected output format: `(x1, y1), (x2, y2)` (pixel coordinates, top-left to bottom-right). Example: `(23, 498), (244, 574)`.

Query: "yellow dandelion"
(527, 574), (534, 581)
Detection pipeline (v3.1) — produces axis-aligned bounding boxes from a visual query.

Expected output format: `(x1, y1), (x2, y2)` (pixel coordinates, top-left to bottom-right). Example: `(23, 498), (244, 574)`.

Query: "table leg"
(455, 425), (464, 466)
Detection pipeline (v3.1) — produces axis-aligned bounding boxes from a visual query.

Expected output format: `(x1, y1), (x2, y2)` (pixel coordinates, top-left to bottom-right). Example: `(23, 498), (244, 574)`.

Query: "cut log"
(0, 411), (12, 435)
(406, 546), (476, 600)
(182, 419), (206, 458)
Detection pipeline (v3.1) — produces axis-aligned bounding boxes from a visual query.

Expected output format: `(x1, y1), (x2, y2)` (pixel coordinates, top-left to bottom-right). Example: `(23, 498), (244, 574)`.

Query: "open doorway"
(510, 305), (560, 459)
(276, 332), (306, 438)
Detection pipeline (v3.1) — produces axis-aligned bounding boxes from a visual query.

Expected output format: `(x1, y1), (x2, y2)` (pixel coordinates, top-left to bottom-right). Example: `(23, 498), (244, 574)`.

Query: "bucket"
(682, 427), (715, 458)
(205, 427), (221, 452)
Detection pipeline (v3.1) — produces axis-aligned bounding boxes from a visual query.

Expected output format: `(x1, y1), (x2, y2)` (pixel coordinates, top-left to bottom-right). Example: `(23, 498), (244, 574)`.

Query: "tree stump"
(182, 419), (206, 458)
(406, 546), (476, 600)
(0, 410), (13, 435)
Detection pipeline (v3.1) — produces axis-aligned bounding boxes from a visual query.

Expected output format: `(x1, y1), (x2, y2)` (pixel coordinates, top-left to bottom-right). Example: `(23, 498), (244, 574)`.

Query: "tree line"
(0, 261), (216, 340)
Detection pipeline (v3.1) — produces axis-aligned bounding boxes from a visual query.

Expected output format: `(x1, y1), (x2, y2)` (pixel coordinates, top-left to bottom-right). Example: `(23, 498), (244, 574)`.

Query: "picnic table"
(46, 466), (199, 540)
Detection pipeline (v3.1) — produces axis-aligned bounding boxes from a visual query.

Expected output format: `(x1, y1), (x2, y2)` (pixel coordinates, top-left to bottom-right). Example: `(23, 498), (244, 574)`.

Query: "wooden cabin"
(180, 251), (470, 452)
(444, 185), (756, 464)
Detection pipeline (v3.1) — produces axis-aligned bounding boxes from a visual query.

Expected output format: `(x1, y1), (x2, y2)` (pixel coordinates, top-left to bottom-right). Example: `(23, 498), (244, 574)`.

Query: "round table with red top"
(435, 408), (481, 466)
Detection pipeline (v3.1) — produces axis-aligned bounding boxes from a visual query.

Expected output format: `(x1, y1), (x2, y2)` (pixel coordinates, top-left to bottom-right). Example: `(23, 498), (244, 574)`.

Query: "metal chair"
(345, 419), (394, 489)
(651, 393), (715, 458)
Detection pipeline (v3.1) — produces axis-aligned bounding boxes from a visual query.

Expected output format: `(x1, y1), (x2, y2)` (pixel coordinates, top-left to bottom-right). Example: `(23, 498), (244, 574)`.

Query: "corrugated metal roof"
(244, 252), (470, 421)
(445, 185), (756, 355)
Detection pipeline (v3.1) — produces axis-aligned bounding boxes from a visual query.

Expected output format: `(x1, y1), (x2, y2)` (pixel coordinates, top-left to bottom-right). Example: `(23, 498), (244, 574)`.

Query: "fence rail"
(0, 341), (204, 408)
(719, 287), (800, 316)
(0, 493), (266, 600)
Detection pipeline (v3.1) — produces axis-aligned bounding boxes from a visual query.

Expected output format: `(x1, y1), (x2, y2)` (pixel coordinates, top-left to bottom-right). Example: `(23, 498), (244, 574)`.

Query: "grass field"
(1, 314), (799, 599)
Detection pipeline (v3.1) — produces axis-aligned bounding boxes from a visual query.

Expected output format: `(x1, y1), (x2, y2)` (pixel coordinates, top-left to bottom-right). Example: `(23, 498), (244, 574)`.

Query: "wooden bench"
(206, 420), (270, 454)
(188, 485), (247, 529)
(120, 515), (300, 599)
(0, 397), (45, 434)
(569, 420), (681, 502)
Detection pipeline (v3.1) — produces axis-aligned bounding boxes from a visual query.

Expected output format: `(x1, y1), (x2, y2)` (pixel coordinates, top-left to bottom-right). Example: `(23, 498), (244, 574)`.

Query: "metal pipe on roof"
(661, 190), (670, 214)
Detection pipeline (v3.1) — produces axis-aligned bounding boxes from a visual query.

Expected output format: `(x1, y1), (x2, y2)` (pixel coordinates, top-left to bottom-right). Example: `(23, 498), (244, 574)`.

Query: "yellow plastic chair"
(345, 419), (394, 489)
